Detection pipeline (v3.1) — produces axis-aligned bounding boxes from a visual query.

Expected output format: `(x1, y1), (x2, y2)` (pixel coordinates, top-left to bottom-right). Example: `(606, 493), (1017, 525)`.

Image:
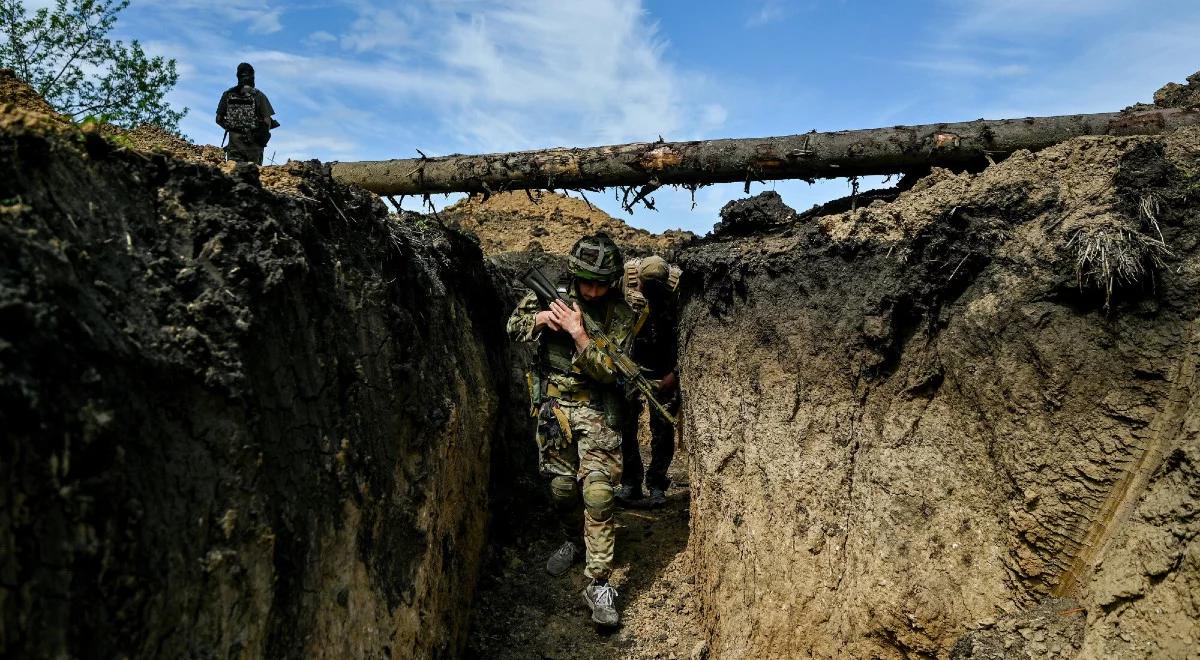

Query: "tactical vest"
(541, 283), (617, 376)
(623, 258), (682, 312)
(224, 87), (259, 134)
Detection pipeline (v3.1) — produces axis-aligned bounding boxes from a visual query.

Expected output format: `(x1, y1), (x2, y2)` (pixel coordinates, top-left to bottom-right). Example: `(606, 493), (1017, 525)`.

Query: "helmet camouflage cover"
(568, 232), (623, 282)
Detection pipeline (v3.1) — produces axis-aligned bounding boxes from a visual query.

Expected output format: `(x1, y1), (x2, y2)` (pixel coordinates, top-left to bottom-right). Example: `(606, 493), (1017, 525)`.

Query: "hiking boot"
(615, 484), (643, 507)
(545, 540), (580, 576)
(647, 487), (667, 508)
(582, 581), (620, 628)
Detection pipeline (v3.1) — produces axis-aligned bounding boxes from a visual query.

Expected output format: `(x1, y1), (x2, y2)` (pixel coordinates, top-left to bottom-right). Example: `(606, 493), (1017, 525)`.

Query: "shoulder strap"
(631, 304), (649, 338)
(623, 259), (643, 308)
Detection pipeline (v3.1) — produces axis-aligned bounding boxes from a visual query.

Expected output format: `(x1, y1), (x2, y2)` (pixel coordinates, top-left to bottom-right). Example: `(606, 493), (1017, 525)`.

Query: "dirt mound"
(950, 599), (1086, 659)
(443, 191), (694, 256)
(1, 103), (522, 658)
(118, 122), (226, 165)
(1154, 71), (1200, 109)
(0, 68), (64, 119)
(0, 68), (310, 196)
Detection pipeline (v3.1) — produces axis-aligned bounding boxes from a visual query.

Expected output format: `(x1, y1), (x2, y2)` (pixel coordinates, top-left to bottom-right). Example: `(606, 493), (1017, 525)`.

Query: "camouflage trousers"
(537, 400), (622, 579)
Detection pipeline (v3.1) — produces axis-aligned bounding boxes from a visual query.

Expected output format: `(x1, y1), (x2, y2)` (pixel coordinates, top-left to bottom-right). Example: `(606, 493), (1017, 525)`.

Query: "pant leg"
(618, 397), (645, 492)
(569, 404), (622, 580)
(225, 132), (264, 164)
(645, 396), (680, 491)
(535, 401), (580, 539)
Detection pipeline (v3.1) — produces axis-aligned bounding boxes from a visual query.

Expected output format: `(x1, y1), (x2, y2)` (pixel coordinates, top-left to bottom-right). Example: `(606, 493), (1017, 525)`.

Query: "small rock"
(690, 640), (709, 660)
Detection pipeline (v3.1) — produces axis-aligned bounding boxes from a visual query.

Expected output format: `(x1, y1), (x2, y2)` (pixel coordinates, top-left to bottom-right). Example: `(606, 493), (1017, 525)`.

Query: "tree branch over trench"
(330, 108), (1200, 199)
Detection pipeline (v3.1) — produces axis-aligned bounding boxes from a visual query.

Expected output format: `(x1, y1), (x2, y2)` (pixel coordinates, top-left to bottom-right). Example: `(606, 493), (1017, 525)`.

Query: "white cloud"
(897, 0), (1200, 119)
(745, 0), (791, 27)
(947, 0), (1126, 35)
(121, 0), (732, 170)
(900, 58), (1029, 78)
(139, 0), (285, 34)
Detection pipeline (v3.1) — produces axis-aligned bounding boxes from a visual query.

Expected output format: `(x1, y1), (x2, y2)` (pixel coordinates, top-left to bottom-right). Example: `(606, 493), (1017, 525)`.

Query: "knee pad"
(549, 475), (577, 509)
(581, 472), (614, 522)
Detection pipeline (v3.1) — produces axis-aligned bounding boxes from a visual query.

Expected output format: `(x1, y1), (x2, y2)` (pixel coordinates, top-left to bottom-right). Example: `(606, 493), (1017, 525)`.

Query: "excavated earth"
(0, 98), (527, 657)
(5, 64), (1200, 660)
(678, 124), (1200, 656)
(443, 190), (694, 257)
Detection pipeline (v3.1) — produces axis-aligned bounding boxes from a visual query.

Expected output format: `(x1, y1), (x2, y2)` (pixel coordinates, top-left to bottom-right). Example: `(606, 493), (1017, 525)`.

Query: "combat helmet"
(568, 232), (623, 283)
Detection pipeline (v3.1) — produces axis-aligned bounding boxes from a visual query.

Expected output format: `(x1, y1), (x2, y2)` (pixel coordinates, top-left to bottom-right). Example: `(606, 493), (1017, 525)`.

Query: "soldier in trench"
(615, 256), (683, 508)
(506, 232), (646, 628)
(214, 62), (279, 165)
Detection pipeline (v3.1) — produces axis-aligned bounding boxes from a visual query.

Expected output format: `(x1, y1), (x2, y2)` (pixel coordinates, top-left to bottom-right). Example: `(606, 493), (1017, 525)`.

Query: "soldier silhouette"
(215, 62), (279, 165)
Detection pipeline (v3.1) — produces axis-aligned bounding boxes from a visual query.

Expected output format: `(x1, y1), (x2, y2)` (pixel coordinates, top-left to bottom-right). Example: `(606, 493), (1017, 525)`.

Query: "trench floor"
(466, 442), (701, 659)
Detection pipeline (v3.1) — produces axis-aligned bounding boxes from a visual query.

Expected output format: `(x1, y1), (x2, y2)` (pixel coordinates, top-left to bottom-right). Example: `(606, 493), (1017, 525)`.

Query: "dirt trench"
(0, 106), (525, 658)
(5, 65), (1200, 659)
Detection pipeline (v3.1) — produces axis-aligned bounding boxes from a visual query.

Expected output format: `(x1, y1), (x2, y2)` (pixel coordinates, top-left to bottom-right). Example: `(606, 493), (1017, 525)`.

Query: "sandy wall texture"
(678, 124), (1200, 658)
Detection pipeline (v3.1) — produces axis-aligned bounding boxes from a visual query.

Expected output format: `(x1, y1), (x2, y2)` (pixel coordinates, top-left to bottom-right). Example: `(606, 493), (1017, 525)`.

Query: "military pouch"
(537, 400), (573, 449)
(526, 371), (544, 416)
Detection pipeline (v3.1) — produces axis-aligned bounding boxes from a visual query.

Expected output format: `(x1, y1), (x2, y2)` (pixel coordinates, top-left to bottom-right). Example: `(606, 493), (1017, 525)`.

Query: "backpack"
(223, 87), (259, 134)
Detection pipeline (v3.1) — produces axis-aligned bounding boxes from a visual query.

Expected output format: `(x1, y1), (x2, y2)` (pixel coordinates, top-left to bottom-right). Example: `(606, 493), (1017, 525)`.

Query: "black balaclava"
(236, 62), (255, 88)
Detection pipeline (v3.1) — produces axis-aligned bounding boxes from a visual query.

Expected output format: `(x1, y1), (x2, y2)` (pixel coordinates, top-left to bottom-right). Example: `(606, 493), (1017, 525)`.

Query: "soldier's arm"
(257, 91), (279, 128)
(572, 343), (618, 384)
(506, 291), (543, 342)
(570, 307), (638, 384)
(215, 92), (228, 128)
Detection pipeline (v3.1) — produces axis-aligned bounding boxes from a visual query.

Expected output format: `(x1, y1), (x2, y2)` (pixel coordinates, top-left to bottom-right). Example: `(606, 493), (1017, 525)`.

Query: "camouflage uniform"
(507, 281), (643, 579)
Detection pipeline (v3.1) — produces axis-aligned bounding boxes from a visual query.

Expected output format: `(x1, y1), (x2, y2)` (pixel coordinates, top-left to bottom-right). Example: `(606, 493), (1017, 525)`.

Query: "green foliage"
(0, 0), (187, 132)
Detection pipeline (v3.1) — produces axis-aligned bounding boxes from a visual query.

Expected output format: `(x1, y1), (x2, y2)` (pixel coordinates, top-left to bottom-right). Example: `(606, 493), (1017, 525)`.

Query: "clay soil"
(678, 112), (1200, 657)
(443, 191), (694, 257)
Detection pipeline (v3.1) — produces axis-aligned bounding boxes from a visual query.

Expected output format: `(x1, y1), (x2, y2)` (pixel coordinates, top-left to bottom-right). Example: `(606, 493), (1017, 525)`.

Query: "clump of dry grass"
(1067, 215), (1172, 306)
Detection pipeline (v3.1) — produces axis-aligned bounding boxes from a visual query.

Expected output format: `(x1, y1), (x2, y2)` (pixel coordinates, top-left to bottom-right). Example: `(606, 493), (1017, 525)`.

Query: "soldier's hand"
(550, 300), (589, 348)
(535, 310), (561, 332)
(659, 370), (678, 396)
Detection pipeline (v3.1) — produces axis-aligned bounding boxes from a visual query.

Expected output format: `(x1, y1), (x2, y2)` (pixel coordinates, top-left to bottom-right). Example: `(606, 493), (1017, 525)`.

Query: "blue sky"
(24, 0), (1200, 233)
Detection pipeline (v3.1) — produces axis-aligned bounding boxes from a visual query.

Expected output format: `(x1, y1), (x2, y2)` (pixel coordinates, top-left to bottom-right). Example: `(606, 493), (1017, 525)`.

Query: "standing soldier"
(215, 62), (279, 165)
(507, 233), (645, 628)
(615, 256), (682, 508)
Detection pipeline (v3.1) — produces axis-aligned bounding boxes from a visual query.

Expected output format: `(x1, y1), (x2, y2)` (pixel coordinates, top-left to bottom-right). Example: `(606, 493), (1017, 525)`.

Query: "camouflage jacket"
(507, 282), (644, 404)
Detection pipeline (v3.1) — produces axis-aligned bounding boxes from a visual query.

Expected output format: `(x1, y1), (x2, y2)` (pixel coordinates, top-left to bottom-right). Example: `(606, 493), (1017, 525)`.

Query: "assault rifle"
(521, 267), (677, 426)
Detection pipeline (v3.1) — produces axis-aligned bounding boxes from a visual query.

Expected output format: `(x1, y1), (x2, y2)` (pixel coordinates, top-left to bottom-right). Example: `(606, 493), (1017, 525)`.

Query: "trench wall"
(678, 130), (1200, 657)
(0, 112), (515, 658)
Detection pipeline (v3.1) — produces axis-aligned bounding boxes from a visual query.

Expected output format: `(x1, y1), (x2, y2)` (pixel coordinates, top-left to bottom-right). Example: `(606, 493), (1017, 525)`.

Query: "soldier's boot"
(582, 580), (620, 628)
(646, 487), (667, 508)
(546, 540), (581, 576)
(614, 484), (643, 506)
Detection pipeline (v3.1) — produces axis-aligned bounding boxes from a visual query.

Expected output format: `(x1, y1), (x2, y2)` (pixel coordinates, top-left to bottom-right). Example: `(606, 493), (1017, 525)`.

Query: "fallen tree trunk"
(330, 107), (1200, 196)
